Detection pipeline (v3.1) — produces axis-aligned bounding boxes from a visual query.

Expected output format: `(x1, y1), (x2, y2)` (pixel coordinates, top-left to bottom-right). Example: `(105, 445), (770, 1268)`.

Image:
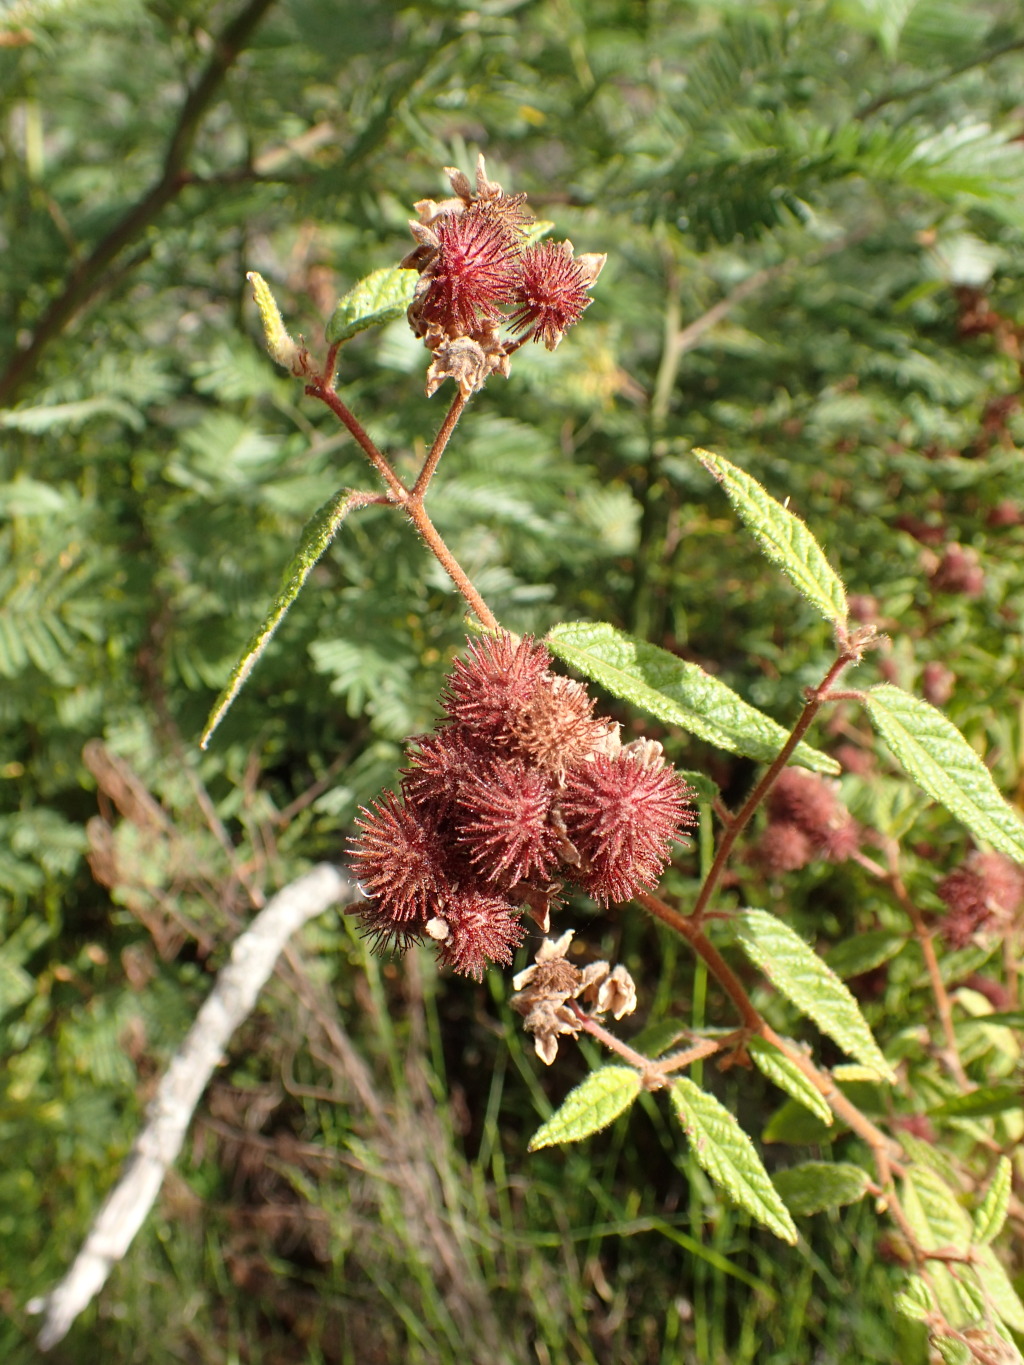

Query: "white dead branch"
(28, 862), (354, 1350)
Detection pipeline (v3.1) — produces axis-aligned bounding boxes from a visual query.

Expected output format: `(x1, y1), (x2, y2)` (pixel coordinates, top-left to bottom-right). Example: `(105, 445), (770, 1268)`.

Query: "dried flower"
(350, 631), (695, 978)
(401, 156), (604, 396)
(349, 792), (446, 928)
(764, 767), (860, 863)
(435, 890), (527, 981)
(440, 632), (550, 742)
(455, 758), (560, 885)
(511, 930), (638, 1064)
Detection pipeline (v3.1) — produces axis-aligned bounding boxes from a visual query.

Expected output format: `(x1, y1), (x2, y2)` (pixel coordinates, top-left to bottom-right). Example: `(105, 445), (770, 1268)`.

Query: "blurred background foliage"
(2, 0), (1024, 1360)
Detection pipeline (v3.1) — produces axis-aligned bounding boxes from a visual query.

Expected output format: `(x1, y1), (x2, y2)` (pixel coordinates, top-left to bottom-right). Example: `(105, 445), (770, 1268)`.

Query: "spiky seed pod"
(560, 754), (695, 905)
(938, 851), (1024, 947)
(510, 675), (615, 777)
(400, 727), (477, 825)
(753, 821), (815, 876)
(348, 791), (446, 925)
(413, 210), (520, 339)
(436, 891), (527, 981)
(509, 240), (605, 350)
(440, 633), (550, 743)
(766, 768), (860, 863)
(455, 758), (559, 885)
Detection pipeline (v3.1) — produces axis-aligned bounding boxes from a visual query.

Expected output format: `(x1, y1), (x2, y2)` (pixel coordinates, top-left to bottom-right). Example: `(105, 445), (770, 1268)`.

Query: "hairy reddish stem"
(690, 648), (858, 923)
(306, 373), (497, 630)
(305, 377), (408, 500)
(412, 393), (466, 497)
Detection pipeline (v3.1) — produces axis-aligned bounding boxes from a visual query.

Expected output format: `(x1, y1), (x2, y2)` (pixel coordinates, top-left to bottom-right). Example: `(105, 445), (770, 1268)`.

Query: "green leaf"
(974, 1244), (1024, 1333)
(669, 1077), (798, 1244)
(694, 448), (848, 628)
(929, 1085), (1023, 1120)
(762, 1097), (839, 1145)
(825, 930), (905, 980)
(528, 1066), (641, 1150)
(545, 621), (839, 775)
(864, 685), (1024, 863)
(747, 1036), (834, 1127)
(772, 1161), (870, 1216)
(200, 488), (362, 749)
(973, 1156), (1012, 1246)
(246, 271), (302, 373)
(325, 267), (419, 345)
(734, 910), (897, 1083)
(895, 1274), (936, 1323)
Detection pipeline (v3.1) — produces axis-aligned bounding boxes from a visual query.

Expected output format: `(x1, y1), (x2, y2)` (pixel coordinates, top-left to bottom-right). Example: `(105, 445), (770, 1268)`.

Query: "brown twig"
(0, 0), (277, 407)
(851, 847), (970, 1090)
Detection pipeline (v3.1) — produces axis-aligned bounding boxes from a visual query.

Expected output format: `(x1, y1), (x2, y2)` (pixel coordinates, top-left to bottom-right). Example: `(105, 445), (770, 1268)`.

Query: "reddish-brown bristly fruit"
(937, 850), (1024, 947)
(348, 632), (695, 978)
(401, 156), (606, 398)
(509, 240), (600, 350)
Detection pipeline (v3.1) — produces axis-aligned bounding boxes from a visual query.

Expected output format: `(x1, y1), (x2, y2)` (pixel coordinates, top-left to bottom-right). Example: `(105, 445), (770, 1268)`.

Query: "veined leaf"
(895, 1274), (936, 1323)
(747, 1036), (833, 1126)
(528, 1066), (641, 1150)
(825, 930), (905, 980)
(902, 1165), (975, 1326)
(864, 685), (1024, 863)
(762, 1097), (839, 1145)
(326, 267), (419, 345)
(929, 1085), (1023, 1120)
(545, 621), (839, 775)
(973, 1156), (1012, 1246)
(772, 1161), (869, 1216)
(670, 1077), (798, 1244)
(974, 1245), (1024, 1333)
(694, 448), (848, 628)
(735, 910), (896, 1083)
(201, 489), (363, 749)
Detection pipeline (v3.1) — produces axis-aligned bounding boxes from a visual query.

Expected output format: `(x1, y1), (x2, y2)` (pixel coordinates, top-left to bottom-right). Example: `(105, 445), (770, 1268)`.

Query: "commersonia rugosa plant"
(212, 159), (1024, 1365)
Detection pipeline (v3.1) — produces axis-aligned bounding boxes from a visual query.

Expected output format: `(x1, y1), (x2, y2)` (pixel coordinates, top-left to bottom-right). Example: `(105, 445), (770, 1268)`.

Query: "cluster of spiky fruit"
(349, 634), (695, 979)
(401, 156), (606, 399)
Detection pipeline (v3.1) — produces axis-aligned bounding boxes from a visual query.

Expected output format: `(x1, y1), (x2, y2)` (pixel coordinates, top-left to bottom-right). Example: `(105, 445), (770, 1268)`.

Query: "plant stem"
(402, 499), (499, 631)
(307, 374), (497, 630)
(640, 887), (902, 1180)
(305, 377), (408, 500)
(852, 848), (970, 1090)
(690, 648), (856, 923)
(412, 392), (466, 497)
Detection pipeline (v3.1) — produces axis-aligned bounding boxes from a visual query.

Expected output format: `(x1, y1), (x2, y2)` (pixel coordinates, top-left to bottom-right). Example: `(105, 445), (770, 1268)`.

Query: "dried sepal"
(511, 931), (638, 1064)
